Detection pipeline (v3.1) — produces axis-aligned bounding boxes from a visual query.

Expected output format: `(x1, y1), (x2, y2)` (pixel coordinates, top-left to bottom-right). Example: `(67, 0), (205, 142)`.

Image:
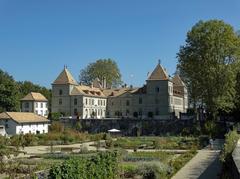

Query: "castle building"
(51, 63), (188, 119)
(51, 67), (107, 119)
(104, 63), (188, 119)
(20, 92), (48, 117)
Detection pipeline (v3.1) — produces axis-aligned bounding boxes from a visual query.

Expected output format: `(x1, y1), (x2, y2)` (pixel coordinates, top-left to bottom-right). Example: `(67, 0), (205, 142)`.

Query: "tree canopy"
(0, 70), (20, 112)
(0, 69), (51, 113)
(79, 59), (122, 88)
(177, 20), (240, 118)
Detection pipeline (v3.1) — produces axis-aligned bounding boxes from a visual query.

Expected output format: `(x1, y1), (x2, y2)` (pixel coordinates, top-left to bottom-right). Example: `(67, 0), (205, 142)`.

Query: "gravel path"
(172, 139), (224, 179)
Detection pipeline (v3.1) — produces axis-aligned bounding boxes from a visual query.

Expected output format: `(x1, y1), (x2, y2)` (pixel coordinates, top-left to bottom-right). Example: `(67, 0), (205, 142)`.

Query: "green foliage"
(177, 20), (240, 117)
(137, 163), (169, 179)
(49, 112), (62, 121)
(124, 151), (172, 163)
(113, 137), (199, 150)
(0, 136), (20, 174)
(169, 150), (197, 175)
(220, 129), (239, 162)
(204, 120), (217, 137)
(0, 69), (20, 112)
(121, 163), (138, 178)
(79, 59), (122, 87)
(75, 122), (82, 131)
(23, 133), (37, 146)
(0, 69), (51, 113)
(49, 121), (64, 132)
(17, 81), (51, 106)
(10, 134), (25, 150)
(49, 151), (119, 179)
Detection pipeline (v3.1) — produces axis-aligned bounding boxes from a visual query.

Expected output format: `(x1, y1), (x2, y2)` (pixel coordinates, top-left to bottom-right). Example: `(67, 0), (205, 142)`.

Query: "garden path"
(18, 141), (96, 157)
(171, 139), (224, 179)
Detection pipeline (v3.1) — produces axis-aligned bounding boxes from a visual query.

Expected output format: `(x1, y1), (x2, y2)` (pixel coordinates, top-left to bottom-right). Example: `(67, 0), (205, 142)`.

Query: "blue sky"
(0, 0), (239, 88)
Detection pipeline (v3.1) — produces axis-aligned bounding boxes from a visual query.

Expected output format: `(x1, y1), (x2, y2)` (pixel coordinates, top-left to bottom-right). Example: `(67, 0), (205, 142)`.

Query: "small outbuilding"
(0, 112), (49, 136)
(20, 92), (48, 117)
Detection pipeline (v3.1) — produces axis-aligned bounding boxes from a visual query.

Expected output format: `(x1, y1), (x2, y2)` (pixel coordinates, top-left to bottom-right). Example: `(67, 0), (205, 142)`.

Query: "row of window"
(113, 109), (161, 116)
(111, 98), (143, 106)
(85, 108), (105, 116)
(84, 98), (106, 106)
(35, 110), (48, 115)
(23, 102), (47, 108)
(58, 98), (106, 107)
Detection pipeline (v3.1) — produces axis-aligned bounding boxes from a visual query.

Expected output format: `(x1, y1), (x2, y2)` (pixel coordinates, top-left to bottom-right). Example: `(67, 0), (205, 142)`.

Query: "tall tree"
(177, 20), (240, 119)
(0, 69), (20, 112)
(17, 81), (51, 102)
(17, 81), (52, 111)
(79, 59), (122, 87)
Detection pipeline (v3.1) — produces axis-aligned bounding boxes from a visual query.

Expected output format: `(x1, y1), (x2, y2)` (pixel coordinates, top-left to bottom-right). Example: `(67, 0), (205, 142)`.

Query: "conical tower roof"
(172, 75), (185, 86)
(148, 63), (169, 80)
(53, 67), (78, 85)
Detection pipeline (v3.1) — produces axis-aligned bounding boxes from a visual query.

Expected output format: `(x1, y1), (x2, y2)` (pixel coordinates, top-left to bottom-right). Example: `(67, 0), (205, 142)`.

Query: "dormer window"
(59, 89), (63, 95)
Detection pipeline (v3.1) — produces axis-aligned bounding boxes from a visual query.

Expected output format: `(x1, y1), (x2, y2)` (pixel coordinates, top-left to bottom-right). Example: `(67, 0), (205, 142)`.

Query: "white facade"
(21, 92), (49, 117)
(82, 96), (106, 119)
(0, 119), (48, 135)
(0, 112), (49, 136)
(34, 101), (48, 116)
(16, 123), (48, 134)
(21, 101), (48, 117)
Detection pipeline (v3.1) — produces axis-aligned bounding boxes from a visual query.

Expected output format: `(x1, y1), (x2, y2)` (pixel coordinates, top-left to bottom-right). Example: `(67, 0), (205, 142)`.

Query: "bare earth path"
(172, 139), (224, 179)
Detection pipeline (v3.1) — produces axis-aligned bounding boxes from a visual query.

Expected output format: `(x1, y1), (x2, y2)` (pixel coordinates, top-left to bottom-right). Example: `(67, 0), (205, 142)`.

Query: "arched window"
(126, 100), (130, 106)
(59, 89), (63, 95)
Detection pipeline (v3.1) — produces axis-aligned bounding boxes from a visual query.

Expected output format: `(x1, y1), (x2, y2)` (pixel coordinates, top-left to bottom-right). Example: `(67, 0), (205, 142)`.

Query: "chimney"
(102, 77), (107, 89)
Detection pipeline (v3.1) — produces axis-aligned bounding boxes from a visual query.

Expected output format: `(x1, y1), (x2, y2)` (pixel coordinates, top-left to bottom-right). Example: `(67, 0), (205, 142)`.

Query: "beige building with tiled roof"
(51, 67), (107, 119)
(105, 62), (188, 119)
(51, 63), (188, 119)
(0, 112), (49, 135)
(20, 92), (48, 117)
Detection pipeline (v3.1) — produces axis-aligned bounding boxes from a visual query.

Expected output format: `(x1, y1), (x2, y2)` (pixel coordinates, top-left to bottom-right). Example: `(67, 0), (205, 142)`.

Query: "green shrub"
(48, 151), (119, 179)
(137, 162), (169, 179)
(220, 130), (239, 162)
(49, 112), (62, 121)
(169, 150), (196, 175)
(89, 133), (105, 141)
(121, 164), (137, 178)
(49, 121), (64, 132)
(23, 133), (37, 146)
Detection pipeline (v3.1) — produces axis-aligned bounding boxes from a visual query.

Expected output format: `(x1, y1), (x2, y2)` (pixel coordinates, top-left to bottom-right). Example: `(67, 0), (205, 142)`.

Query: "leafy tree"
(0, 69), (20, 112)
(177, 20), (240, 119)
(79, 59), (122, 88)
(220, 129), (239, 162)
(17, 81), (51, 110)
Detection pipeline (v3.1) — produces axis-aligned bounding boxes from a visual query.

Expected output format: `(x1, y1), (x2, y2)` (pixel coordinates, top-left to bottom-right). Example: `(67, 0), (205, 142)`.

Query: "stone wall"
(60, 117), (195, 136)
(231, 139), (240, 179)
